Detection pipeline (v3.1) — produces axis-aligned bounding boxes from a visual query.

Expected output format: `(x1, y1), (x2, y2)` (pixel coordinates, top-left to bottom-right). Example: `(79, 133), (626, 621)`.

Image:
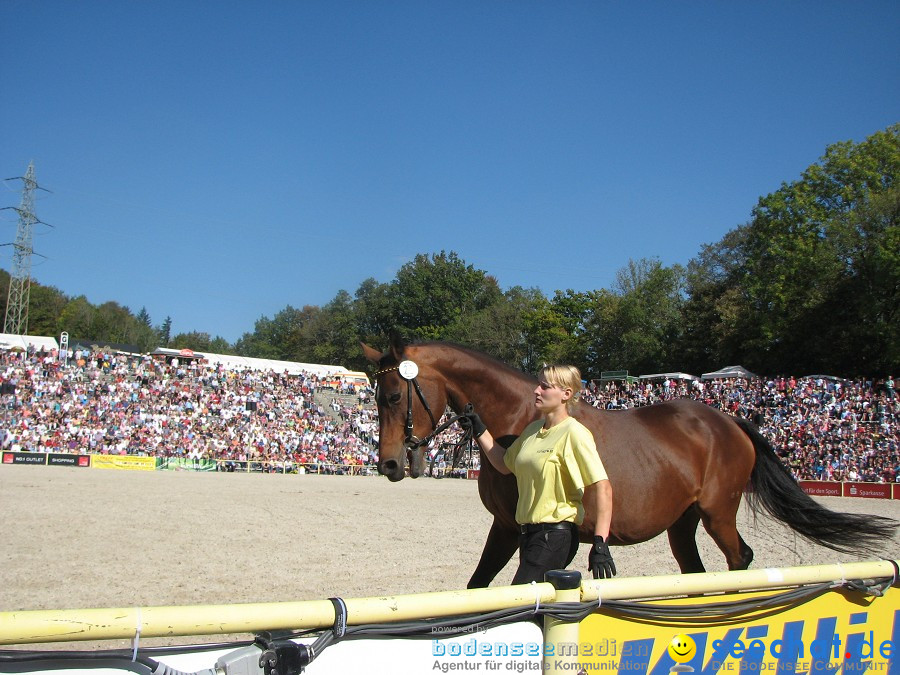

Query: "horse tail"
(736, 417), (898, 555)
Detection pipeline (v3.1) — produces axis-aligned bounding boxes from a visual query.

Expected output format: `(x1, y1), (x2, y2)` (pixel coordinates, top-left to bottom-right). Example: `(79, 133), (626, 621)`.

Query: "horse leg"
(467, 520), (519, 589)
(666, 505), (706, 573)
(699, 503), (754, 571)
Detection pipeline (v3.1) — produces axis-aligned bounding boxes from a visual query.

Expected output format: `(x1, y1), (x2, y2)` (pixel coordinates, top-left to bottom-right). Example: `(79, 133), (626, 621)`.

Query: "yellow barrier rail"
(1, 560), (896, 646)
(579, 558), (900, 602)
(0, 583), (556, 645)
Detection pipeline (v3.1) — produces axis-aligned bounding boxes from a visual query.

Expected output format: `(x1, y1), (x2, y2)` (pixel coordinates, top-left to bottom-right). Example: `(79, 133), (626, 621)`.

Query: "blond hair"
(537, 364), (583, 410)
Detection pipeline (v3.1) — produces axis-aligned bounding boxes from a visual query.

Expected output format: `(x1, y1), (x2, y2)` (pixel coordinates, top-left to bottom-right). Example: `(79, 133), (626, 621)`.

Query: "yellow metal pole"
(0, 583), (557, 645)
(1, 560), (896, 646)
(543, 569), (582, 675)
(579, 559), (900, 603)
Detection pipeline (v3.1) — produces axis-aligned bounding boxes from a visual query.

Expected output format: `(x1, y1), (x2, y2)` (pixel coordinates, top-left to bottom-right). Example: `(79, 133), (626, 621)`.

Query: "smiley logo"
(667, 634), (696, 664)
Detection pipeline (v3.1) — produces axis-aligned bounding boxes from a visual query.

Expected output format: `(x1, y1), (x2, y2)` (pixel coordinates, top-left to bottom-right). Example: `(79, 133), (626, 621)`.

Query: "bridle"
(372, 361), (473, 453)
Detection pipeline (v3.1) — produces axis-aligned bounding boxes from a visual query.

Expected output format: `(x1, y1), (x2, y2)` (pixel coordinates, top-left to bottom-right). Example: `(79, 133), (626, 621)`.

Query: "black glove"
(459, 403), (487, 438)
(588, 535), (616, 579)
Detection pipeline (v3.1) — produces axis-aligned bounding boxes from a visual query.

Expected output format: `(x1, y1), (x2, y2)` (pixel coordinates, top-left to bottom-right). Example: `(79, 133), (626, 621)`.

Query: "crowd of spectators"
(0, 345), (897, 483)
(0, 346), (378, 474)
(582, 375), (898, 483)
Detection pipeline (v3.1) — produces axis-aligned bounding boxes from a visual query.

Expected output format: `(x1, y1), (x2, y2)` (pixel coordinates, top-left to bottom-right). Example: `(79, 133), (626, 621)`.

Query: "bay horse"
(362, 334), (898, 589)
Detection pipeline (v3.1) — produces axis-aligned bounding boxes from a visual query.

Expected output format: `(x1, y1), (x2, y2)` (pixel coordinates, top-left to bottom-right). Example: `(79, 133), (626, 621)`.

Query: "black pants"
(511, 523), (580, 585)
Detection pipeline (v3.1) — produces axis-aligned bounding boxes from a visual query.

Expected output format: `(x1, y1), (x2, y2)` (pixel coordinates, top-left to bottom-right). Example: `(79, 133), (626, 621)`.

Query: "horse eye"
(388, 392), (401, 405)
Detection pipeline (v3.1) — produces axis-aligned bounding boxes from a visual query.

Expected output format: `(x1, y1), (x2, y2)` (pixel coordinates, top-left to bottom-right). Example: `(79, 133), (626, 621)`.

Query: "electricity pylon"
(3, 161), (50, 335)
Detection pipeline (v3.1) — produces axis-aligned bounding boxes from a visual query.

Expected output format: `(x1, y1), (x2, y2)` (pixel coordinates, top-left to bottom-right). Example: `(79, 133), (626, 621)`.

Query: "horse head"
(362, 332), (449, 482)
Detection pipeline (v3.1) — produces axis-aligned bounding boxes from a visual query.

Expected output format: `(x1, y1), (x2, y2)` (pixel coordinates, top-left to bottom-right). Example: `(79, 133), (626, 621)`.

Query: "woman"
(462, 364), (615, 584)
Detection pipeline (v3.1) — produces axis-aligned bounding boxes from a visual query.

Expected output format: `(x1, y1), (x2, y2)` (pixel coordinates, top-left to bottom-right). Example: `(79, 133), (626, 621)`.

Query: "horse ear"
(389, 329), (406, 360)
(361, 342), (382, 364)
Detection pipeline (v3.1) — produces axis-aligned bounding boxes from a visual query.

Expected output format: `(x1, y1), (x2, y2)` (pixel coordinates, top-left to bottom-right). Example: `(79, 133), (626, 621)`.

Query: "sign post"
(58, 331), (69, 364)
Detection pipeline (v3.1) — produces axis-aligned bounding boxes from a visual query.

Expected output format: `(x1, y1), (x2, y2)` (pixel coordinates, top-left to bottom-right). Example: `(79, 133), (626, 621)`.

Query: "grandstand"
(0, 335), (894, 483)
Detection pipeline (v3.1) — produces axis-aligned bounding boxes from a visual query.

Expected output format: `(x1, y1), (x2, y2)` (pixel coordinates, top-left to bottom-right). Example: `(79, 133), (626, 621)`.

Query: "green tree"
(130, 322), (160, 353)
(267, 305), (310, 360)
(233, 304), (322, 361)
(57, 296), (95, 339)
(580, 289), (623, 375)
(234, 317), (277, 358)
(298, 292), (360, 367)
(129, 306), (159, 352)
(741, 124), (899, 373)
(93, 301), (134, 344)
(828, 185), (900, 372)
(136, 307), (152, 328)
(158, 316), (172, 347)
(519, 291), (593, 372)
(679, 226), (752, 373)
(578, 259), (685, 376)
(27, 284), (67, 337)
(353, 277), (395, 349)
(390, 251), (501, 340)
(170, 331), (214, 351)
(618, 259), (686, 373)
(444, 286), (546, 372)
(208, 336), (233, 354)
(168, 331), (232, 353)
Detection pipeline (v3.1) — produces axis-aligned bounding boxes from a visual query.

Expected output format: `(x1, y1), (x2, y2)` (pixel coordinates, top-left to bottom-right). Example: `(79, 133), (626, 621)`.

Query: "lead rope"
(407, 410), (473, 450)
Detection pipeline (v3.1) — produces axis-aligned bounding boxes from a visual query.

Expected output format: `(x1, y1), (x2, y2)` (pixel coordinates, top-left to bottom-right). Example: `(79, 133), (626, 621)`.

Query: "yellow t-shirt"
(503, 416), (608, 525)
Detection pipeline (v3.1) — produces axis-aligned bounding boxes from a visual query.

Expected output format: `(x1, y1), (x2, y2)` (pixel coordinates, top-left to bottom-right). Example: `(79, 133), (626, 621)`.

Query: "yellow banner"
(567, 586), (899, 674)
(91, 454), (156, 471)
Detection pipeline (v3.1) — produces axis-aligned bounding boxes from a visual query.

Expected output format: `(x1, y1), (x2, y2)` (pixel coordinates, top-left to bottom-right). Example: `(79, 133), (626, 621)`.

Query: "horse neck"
(414, 344), (536, 434)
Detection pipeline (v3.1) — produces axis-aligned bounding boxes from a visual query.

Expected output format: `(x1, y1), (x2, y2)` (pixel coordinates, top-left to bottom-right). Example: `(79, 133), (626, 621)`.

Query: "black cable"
(0, 653), (157, 674)
(127, 639), (258, 657)
(0, 641), (244, 672)
(0, 631), (324, 667)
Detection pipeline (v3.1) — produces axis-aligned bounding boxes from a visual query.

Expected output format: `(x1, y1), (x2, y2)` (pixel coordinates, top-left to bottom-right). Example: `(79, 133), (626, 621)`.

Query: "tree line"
(4, 124), (897, 378)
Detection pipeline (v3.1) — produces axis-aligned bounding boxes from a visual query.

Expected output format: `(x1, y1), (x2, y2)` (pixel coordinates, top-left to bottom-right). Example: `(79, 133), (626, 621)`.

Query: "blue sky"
(1, 1), (897, 344)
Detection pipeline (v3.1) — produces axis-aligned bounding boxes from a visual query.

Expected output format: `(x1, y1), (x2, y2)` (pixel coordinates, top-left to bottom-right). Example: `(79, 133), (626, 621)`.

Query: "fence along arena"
(1, 560), (898, 675)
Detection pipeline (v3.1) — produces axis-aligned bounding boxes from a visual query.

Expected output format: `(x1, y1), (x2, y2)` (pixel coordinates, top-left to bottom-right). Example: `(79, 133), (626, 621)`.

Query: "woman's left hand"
(589, 535), (616, 578)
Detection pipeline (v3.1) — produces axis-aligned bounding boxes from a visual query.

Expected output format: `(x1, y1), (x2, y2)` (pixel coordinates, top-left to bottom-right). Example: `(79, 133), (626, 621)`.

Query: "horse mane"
(405, 338), (535, 382)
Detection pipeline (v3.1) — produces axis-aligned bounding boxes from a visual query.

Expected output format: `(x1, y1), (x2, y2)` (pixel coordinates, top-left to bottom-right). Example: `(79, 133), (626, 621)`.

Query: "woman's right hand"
(460, 403), (487, 438)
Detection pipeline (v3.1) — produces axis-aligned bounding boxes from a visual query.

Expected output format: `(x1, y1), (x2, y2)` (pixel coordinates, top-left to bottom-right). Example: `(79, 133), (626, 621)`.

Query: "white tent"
(700, 365), (758, 380)
(150, 347), (349, 377)
(0, 333), (59, 352)
(639, 372), (699, 381)
(203, 353), (349, 377)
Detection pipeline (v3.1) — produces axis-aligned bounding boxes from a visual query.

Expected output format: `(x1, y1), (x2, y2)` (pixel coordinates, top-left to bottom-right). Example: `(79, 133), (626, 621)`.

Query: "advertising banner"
(1, 451), (47, 465)
(156, 457), (217, 471)
(798, 481), (842, 497)
(91, 455), (156, 471)
(575, 586), (899, 675)
(47, 453), (91, 467)
(843, 482), (892, 499)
